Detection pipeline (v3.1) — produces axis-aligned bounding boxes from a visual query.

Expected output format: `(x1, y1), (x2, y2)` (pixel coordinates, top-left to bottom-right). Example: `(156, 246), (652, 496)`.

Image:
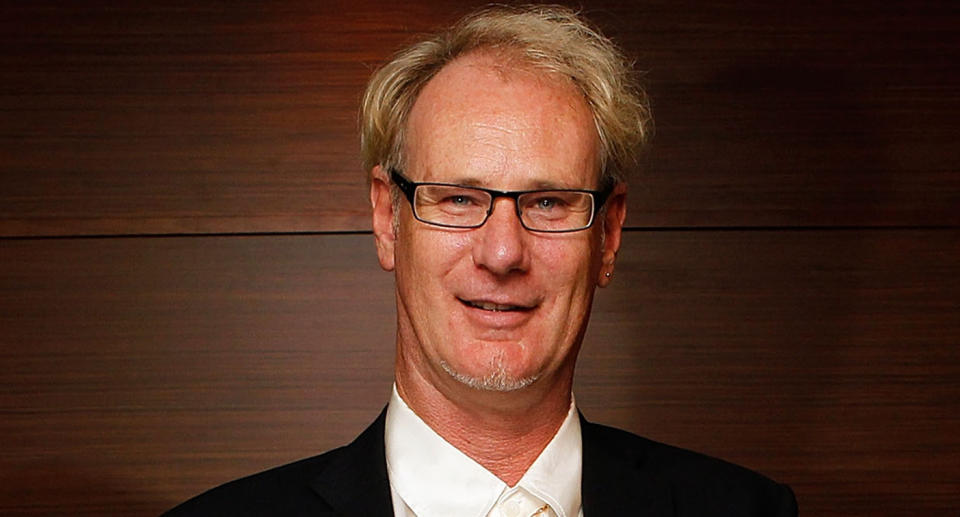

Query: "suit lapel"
(303, 409), (674, 516)
(580, 414), (674, 516)
(308, 408), (395, 516)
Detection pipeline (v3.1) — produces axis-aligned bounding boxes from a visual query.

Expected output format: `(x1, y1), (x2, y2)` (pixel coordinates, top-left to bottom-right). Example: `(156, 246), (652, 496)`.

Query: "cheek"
(543, 240), (602, 316)
(524, 244), (592, 332)
(397, 225), (470, 295)
(538, 237), (599, 284)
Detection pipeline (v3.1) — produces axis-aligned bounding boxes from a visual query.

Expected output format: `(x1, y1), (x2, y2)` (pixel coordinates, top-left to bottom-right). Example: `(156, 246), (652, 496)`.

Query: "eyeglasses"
(390, 168), (611, 233)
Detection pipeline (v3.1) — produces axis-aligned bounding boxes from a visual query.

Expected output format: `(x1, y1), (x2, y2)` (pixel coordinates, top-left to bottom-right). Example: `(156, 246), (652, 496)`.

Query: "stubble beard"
(439, 355), (540, 392)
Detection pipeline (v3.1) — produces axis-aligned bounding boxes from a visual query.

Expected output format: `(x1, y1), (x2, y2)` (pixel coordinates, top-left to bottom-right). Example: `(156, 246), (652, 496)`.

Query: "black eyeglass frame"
(389, 168), (612, 233)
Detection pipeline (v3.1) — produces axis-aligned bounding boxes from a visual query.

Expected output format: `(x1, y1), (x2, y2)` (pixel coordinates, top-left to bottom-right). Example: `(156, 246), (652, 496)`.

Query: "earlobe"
(597, 249), (616, 287)
(370, 165), (396, 272)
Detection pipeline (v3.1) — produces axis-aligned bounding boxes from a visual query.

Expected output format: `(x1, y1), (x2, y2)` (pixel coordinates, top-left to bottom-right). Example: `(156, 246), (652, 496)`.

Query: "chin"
(439, 357), (540, 392)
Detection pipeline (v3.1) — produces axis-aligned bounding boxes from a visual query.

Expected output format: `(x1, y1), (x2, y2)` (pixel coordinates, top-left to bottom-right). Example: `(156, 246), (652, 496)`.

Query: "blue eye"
(529, 196), (566, 211)
(435, 190), (487, 211)
(538, 197), (557, 209)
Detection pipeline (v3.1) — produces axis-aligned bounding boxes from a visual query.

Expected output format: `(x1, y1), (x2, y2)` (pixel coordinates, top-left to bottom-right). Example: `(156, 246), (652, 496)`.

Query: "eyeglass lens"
(414, 185), (595, 231)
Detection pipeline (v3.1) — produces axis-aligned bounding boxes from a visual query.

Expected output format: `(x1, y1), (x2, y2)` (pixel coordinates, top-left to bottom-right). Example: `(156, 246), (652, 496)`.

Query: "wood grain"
(2, 0), (956, 237)
(1, 1), (957, 516)
(579, 229), (960, 516)
(1, 230), (957, 515)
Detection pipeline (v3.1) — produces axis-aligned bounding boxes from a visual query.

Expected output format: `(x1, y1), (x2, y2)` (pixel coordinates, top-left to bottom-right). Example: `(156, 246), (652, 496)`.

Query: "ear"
(597, 182), (627, 287)
(370, 165), (396, 272)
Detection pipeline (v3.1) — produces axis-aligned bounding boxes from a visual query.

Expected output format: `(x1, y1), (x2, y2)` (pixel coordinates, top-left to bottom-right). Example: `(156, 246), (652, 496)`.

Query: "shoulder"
(582, 419), (797, 516)
(160, 448), (344, 516)
(162, 410), (390, 516)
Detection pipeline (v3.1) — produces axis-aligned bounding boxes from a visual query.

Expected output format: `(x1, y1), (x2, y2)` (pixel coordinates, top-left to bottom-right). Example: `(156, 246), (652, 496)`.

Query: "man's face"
(371, 53), (625, 396)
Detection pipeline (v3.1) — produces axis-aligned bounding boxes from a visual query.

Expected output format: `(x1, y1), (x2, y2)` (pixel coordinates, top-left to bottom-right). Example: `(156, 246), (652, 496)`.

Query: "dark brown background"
(1, 1), (957, 515)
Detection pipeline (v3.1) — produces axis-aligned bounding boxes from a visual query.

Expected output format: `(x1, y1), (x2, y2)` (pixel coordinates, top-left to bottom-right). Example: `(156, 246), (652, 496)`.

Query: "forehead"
(404, 52), (600, 189)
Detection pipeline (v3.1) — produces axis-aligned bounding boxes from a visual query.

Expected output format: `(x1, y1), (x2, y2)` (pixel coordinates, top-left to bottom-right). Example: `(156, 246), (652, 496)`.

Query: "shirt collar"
(385, 385), (582, 517)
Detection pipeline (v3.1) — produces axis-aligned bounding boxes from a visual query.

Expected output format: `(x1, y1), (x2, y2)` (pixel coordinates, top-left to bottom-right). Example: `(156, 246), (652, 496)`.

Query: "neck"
(395, 363), (574, 486)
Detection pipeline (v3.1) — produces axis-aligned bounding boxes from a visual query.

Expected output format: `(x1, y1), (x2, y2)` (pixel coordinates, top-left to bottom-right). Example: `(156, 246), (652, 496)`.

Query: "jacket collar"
(308, 408), (394, 516)
(580, 413), (674, 516)
(305, 409), (675, 517)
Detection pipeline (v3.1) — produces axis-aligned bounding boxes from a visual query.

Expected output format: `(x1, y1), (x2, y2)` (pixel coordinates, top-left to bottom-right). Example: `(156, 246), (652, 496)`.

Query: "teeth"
(468, 300), (519, 311)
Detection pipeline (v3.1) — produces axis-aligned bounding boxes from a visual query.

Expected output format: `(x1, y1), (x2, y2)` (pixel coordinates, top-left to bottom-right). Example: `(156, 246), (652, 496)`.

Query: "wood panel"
(1, 230), (957, 515)
(616, 1), (960, 228)
(2, 0), (957, 237)
(579, 229), (960, 515)
(0, 233), (397, 514)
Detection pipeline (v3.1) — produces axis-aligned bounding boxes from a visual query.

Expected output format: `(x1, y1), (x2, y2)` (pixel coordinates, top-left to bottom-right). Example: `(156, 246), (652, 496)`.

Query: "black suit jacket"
(163, 410), (797, 516)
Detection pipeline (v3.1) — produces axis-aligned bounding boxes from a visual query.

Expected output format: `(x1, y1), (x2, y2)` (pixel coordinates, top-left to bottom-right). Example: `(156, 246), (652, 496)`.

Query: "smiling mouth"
(459, 298), (533, 312)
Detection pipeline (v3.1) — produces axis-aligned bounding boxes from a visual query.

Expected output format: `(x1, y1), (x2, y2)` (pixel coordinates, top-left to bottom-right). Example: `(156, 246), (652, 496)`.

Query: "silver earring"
(604, 272), (611, 277)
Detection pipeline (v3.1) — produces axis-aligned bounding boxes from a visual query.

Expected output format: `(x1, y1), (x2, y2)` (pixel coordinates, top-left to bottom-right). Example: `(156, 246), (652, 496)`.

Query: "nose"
(472, 197), (530, 275)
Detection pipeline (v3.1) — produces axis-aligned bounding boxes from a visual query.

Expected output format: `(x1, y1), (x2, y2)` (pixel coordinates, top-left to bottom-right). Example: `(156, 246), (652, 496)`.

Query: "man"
(165, 5), (797, 516)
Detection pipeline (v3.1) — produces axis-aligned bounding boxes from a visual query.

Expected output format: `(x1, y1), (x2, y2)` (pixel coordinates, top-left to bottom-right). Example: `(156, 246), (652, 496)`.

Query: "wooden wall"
(1, 1), (957, 515)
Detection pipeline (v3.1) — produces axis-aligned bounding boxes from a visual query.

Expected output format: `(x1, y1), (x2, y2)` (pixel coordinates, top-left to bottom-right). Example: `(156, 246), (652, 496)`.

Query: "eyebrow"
(451, 176), (486, 187)
(439, 175), (582, 191)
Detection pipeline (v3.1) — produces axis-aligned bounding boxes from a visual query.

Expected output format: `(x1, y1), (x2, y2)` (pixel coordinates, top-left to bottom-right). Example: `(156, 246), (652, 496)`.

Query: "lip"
(457, 296), (537, 329)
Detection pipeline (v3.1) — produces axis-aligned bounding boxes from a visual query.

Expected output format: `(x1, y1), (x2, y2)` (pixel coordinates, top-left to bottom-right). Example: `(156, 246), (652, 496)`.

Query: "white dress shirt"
(385, 386), (583, 517)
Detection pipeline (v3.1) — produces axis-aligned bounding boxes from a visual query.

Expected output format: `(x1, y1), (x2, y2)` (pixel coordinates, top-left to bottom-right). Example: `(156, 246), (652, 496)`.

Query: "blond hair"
(360, 4), (651, 187)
